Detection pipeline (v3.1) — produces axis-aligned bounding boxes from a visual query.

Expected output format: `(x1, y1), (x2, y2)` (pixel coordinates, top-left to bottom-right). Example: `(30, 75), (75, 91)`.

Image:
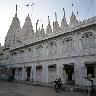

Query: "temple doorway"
(11, 68), (15, 80)
(64, 64), (75, 84)
(86, 64), (95, 78)
(26, 67), (31, 80)
(18, 68), (22, 80)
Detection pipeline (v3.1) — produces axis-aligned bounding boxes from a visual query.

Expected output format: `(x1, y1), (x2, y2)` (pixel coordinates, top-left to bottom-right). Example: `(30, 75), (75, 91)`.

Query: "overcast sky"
(0, 0), (96, 45)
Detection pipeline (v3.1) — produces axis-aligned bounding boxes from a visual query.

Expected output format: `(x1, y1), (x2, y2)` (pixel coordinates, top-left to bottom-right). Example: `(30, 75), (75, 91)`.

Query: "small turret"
(46, 16), (52, 35)
(48, 16), (50, 25)
(41, 24), (46, 38)
(36, 20), (39, 32)
(53, 12), (60, 33)
(55, 12), (57, 22)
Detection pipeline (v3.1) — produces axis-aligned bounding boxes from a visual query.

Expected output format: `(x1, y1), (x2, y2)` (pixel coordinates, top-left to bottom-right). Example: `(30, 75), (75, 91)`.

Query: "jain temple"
(0, 6), (96, 86)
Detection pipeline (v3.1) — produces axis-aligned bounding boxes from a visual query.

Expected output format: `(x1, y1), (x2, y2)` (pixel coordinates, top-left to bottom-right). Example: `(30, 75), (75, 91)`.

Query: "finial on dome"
(36, 20), (39, 32)
(72, 11), (74, 16)
(55, 12), (57, 22)
(42, 24), (43, 28)
(15, 5), (17, 17)
(63, 8), (65, 18)
(48, 16), (50, 25)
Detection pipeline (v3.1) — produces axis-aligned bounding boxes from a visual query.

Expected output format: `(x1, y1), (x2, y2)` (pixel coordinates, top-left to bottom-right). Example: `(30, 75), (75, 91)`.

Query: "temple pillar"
(22, 66), (26, 80)
(32, 66), (36, 81)
(43, 65), (48, 83)
(30, 66), (33, 81)
(75, 61), (87, 85)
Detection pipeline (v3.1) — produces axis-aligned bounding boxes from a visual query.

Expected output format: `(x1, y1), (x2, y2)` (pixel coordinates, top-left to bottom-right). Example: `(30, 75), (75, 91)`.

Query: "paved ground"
(0, 80), (88, 96)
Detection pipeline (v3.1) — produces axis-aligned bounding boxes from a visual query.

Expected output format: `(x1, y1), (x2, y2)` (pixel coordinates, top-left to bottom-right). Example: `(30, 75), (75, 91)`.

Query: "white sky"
(0, 0), (96, 46)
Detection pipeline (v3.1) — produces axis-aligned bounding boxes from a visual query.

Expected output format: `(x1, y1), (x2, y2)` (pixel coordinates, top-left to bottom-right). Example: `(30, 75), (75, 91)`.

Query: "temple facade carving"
(81, 32), (95, 49)
(0, 7), (96, 86)
(62, 37), (74, 52)
(47, 41), (57, 55)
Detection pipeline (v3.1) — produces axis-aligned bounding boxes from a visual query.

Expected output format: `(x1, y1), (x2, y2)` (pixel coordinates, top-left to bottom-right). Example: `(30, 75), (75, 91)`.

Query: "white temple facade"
(0, 6), (96, 86)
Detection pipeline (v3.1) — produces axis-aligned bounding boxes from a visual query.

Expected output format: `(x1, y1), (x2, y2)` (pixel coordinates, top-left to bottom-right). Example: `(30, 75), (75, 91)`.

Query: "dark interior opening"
(87, 64), (95, 78)
(12, 68), (15, 80)
(64, 64), (74, 81)
(27, 67), (31, 79)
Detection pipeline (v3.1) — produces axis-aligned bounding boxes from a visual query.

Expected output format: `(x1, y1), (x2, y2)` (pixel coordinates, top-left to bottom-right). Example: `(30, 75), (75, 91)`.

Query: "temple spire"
(55, 12), (57, 22)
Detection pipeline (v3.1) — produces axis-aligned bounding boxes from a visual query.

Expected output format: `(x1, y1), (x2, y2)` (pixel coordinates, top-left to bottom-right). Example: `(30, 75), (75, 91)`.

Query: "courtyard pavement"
(0, 80), (88, 96)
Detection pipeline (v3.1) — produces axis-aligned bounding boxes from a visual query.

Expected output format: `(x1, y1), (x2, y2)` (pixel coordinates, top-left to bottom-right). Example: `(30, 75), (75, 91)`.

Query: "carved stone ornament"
(62, 37), (73, 52)
(48, 41), (57, 55)
(81, 32), (95, 49)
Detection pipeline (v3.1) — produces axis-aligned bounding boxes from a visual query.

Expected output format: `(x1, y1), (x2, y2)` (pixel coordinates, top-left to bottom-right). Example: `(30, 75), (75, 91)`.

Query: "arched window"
(62, 37), (73, 52)
(81, 32), (95, 49)
(48, 41), (57, 55)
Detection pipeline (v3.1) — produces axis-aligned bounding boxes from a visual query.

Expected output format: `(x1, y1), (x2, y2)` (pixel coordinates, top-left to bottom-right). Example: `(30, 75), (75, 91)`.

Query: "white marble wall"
(8, 27), (96, 85)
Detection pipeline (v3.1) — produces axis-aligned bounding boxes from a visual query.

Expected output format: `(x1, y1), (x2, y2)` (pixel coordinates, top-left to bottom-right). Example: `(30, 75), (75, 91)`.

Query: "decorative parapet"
(6, 6), (96, 51)
(82, 16), (96, 25)
(10, 15), (96, 51)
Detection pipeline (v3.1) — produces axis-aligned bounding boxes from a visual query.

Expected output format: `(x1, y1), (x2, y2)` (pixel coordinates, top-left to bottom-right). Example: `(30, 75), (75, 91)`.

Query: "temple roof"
(3, 6), (96, 49)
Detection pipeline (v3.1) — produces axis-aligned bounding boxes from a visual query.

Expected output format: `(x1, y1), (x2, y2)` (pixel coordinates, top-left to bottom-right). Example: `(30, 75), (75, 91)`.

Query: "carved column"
(22, 66), (26, 80)
(16, 68), (19, 80)
(14, 68), (18, 80)
(94, 65), (96, 78)
(43, 65), (48, 83)
(30, 66), (33, 81)
(75, 61), (87, 85)
(32, 66), (36, 81)
(93, 64), (96, 85)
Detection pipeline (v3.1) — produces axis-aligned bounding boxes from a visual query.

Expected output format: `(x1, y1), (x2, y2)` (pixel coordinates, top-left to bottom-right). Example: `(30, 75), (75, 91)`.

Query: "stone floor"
(0, 80), (88, 96)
